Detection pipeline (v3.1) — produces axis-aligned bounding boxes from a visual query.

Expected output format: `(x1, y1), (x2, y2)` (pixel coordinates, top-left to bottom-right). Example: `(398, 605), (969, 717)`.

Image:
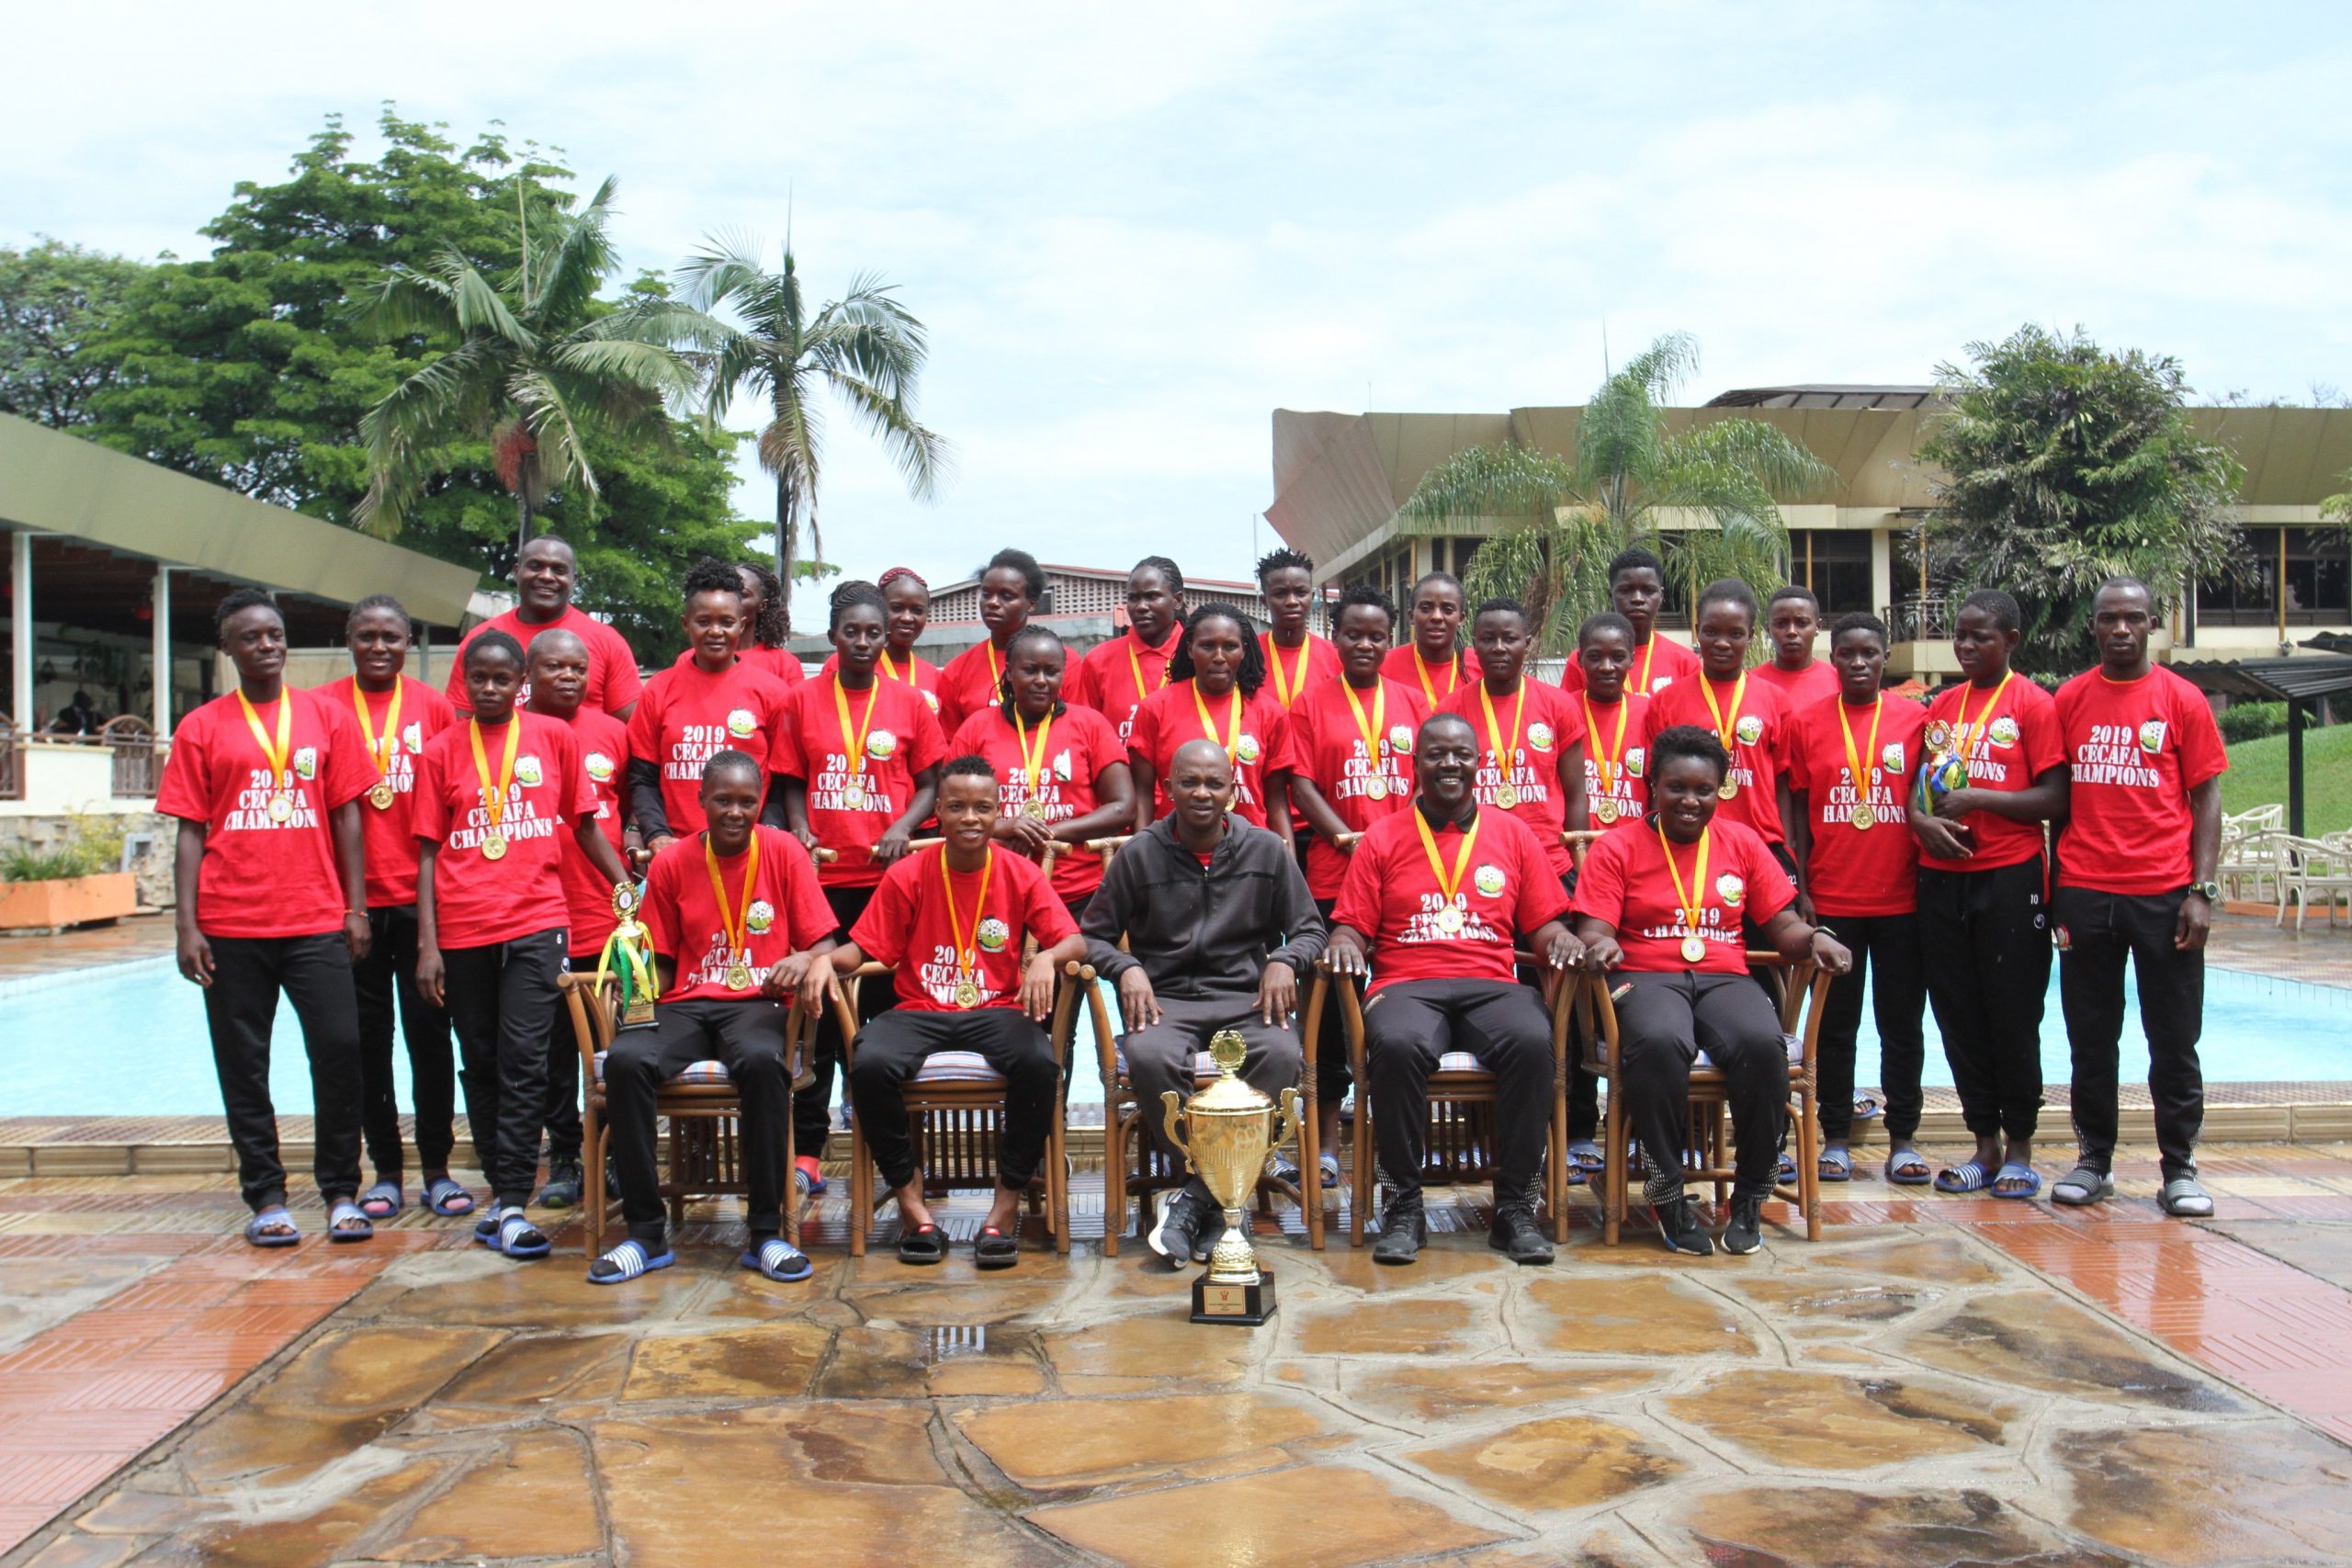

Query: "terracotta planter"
(0, 872), (138, 931)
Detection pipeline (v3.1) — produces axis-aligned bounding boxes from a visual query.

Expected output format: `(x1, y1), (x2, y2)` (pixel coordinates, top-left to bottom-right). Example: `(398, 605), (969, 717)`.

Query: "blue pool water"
(1, 957), (2345, 1118)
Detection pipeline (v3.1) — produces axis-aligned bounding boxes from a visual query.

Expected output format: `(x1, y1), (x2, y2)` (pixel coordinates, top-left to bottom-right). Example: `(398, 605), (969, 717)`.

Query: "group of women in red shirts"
(162, 524), (2225, 1267)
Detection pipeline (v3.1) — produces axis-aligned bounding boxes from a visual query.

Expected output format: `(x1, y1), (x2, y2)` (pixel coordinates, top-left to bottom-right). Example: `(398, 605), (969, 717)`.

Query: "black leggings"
(203, 931), (363, 1213)
(605, 998), (794, 1246)
(1813, 910), (1926, 1143)
(1615, 970), (1788, 1199)
(440, 928), (565, 1209)
(353, 904), (454, 1179)
(848, 1009), (1057, 1192)
(1919, 859), (2048, 1144)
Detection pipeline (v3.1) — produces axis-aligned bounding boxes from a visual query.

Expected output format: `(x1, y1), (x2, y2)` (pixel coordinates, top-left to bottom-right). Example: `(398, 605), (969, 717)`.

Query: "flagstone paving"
(3, 1143), (2351, 1565)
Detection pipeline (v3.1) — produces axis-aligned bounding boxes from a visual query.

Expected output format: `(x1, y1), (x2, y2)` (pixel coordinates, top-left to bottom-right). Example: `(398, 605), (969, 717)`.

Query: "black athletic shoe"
(1650, 1193), (1714, 1257)
(535, 1161), (583, 1210)
(1371, 1193), (1427, 1265)
(1487, 1202), (1555, 1266)
(1148, 1185), (1217, 1265)
(1721, 1194), (1765, 1256)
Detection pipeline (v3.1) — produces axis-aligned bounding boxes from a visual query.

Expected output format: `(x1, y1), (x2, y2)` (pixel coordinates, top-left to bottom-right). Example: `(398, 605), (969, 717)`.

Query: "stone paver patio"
(5, 1144), (2352, 1566)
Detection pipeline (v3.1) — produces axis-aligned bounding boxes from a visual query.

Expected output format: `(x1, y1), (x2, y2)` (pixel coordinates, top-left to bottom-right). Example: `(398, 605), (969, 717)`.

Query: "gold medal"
(1699, 671), (1750, 804)
(1716, 778), (1738, 801)
(1836, 694), (1887, 840)
(1022, 797), (1049, 819)
(1495, 782), (1520, 810)
(1851, 803), (1876, 830)
(1680, 934), (1708, 964)
(833, 675), (882, 818)
(368, 779), (396, 811)
(468, 716), (523, 863)
(351, 680), (403, 815)
(725, 962), (754, 992)
(1365, 776), (1388, 801)
(481, 830), (508, 861)
(939, 848), (997, 1013)
(1478, 682), (1527, 818)
(842, 784), (865, 810)
(1013, 706), (1056, 823)
(1414, 811), (1482, 944)
(267, 792), (294, 823)
(1596, 797), (1618, 825)
(1341, 679), (1392, 811)
(705, 832), (763, 995)
(1584, 690), (1633, 828)
(1657, 821), (1714, 971)
(953, 975), (982, 1010)
(1435, 904), (1466, 935)
(237, 690), (297, 827)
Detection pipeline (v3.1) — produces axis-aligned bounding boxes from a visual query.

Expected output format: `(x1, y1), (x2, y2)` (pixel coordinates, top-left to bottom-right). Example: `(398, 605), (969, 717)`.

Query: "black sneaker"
(535, 1160), (583, 1210)
(1650, 1193), (1713, 1257)
(1148, 1186), (1216, 1264)
(1721, 1194), (1765, 1256)
(1371, 1192), (1427, 1266)
(1487, 1202), (1555, 1266)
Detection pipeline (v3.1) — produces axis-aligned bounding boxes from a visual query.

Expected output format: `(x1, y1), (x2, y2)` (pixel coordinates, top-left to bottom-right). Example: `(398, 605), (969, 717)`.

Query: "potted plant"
(0, 816), (138, 931)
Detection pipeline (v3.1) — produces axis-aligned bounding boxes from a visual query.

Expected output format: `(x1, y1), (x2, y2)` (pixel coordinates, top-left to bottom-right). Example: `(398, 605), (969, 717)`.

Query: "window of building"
(2198, 527), (2351, 626)
(1790, 530), (1873, 615)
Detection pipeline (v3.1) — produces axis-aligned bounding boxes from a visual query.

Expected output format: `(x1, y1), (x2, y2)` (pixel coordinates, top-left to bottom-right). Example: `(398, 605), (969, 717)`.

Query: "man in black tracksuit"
(1082, 739), (1327, 1264)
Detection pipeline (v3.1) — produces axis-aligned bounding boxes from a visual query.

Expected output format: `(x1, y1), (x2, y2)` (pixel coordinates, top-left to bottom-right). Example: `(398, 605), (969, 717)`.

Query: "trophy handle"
(1159, 1090), (1192, 1171)
(1270, 1086), (1301, 1174)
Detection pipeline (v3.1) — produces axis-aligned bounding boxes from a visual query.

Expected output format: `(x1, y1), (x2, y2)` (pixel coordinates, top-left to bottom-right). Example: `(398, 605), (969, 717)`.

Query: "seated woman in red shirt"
(831, 757), (1087, 1269)
(949, 625), (1135, 925)
(1128, 603), (1297, 846)
(592, 750), (840, 1286)
(413, 631), (633, 1261)
(1571, 725), (1851, 1258)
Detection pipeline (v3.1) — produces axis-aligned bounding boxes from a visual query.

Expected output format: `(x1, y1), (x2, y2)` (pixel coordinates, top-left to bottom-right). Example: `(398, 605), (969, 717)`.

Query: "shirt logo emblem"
(746, 899), (775, 934)
(1624, 747), (1645, 780)
(514, 754), (544, 787)
(585, 751), (616, 783)
(1473, 864), (1506, 897)
(866, 729), (899, 761)
(1881, 742), (1905, 773)
(1388, 724), (1415, 753)
(1988, 716), (2019, 748)
(977, 917), (1011, 953)
(1236, 733), (1262, 765)
(1734, 715), (1764, 747)
(1715, 873), (1746, 908)
(293, 747), (318, 781)
(402, 723), (424, 754)
(726, 707), (757, 739)
(1528, 722), (1555, 753)
(2138, 719), (2167, 754)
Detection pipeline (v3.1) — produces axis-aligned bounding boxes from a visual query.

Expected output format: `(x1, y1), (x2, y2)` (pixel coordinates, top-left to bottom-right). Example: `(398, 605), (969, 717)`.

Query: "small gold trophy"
(1160, 1030), (1300, 1327)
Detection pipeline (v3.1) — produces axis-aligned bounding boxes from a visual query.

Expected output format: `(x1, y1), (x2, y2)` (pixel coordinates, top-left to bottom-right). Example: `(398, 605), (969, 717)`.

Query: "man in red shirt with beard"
(445, 535), (642, 720)
(2049, 578), (2226, 1219)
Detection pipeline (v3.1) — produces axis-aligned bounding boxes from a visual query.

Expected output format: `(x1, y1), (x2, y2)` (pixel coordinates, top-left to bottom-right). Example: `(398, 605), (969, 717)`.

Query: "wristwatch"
(2189, 880), (2222, 902)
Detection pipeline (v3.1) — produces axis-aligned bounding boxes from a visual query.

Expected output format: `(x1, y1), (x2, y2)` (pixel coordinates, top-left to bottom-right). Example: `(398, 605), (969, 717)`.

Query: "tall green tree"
(0, 239), (146, 428)
(1920, 324), (2249, 672)
(681, 237), (946, 633)
(354, 174), (717, 559)
(1408, 333), (1833, 653)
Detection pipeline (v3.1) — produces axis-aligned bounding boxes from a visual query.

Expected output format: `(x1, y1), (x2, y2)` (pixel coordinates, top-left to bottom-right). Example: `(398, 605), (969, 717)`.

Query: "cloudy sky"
(10, 3), (2347, 588)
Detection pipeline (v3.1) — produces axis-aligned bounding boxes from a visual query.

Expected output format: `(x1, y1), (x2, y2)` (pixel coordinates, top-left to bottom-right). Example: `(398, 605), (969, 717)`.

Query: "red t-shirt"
(1572, 818), (1797, 975)
(1287, 677), (1430, 899)
(156, 689), (379, 939)
(315, 675), (458, 909)
(549, 706), (630, 958)
(736, 645), (807, 688)
(1787, 693), (1928, 917)
(1576, 690), (1651, 833)
(2053, 666), (2228, 896)
(1330, 807), (1570, 993)
(1754, 660), (1840, 710)
(1560, 634), (1702, 699)
(851, 844), (1079, 1011)
(949, 704), (1129, 902)
(819, 649), (939, 716)
(1070, 626), (1182, 744)
(411, 712), (594, 949)
(1258, 632), (1344, 711)
(774, 674), (947, 887)
(642, 826), (838, 1003)
(937, 637), (1022, 738)
(1127, 680), (1295, 829)
(1645, 671), (1792, 845)
(628, 659), (795, 835)
(446, 605), (642, 717)
(1918, 675), (2064, 874)
(1382, 645), (1483, 710)
(1439, 680), (1589, 874)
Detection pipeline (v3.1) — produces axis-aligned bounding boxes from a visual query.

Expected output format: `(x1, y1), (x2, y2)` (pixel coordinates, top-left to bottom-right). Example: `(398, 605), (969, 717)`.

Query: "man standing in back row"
(446, 536), (642, 720)
(2050, 577), (2226, 1219)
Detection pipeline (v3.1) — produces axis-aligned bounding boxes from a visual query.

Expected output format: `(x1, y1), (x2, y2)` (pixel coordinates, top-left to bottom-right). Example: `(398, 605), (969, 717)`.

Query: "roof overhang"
(2165, 654), (2352, 705)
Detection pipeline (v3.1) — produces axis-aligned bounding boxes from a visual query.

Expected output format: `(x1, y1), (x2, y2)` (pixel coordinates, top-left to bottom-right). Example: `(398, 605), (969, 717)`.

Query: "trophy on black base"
(1160, 1031), (1301, 1326)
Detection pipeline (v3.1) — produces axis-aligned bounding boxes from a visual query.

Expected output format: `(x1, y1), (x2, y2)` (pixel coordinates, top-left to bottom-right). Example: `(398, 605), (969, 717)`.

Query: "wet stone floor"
(4, 1148), (2352, 1566)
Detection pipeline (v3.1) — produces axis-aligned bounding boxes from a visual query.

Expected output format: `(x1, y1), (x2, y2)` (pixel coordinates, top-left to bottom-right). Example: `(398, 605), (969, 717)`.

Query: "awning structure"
(2168, 655), (2352, 836)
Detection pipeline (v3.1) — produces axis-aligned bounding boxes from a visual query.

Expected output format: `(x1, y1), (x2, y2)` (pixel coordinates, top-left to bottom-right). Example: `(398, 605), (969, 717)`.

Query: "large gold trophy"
(1160, 1030), (1300, 1326)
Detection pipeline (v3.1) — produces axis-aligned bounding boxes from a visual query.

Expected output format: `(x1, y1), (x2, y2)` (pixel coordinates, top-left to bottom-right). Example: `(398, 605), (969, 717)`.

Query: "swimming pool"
(1, 956), (2345, 1118)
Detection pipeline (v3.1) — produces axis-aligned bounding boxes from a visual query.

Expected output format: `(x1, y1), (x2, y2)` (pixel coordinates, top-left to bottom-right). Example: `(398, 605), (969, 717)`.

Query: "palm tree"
(1406, 333), (1835, 653)
(680, 234), (946, 633)
(353, 176), (715, 556)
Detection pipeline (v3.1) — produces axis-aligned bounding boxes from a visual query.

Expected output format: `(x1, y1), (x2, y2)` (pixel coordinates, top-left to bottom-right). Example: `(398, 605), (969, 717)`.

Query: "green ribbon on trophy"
(594, 881), (660, 1026)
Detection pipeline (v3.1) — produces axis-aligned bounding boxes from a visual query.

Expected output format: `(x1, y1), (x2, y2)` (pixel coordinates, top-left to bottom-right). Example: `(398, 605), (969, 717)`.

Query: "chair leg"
(849, 1120), (870, 1258)
(582, 1104), (605, 1259)
(1602, 1080), (1623, 1247)
(1301, 1087), (1325, 1252)
(1549, 1079), (1569, 1246)
(1349, 1089), (1371, 1248)
(1103, 1102), (1126, 1258)
(1799, 1084), (1823, 1242)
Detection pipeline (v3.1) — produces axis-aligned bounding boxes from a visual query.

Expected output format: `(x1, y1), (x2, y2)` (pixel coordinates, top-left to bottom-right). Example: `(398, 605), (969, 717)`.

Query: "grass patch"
(2222, 721), (2352, 834)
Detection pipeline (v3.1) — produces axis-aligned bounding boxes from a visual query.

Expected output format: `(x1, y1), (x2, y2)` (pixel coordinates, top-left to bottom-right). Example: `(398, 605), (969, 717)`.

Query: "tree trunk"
(775, 468), (797, 637)
(516, 491), (533, 569)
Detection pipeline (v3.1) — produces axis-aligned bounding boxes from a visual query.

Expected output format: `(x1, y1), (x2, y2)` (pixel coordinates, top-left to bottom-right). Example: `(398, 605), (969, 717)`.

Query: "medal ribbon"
(1583, 692), (1628, 803)
(237, 690), (293, 792)
(938, 846), (996, 986)
(880, 650), (915, 691)
(1634, 637), (1657, 695)
(832, 675), (881, 791)
(351, 682), (402, 774)
(1656, 822), (1713, 953)
(1340, 679), (1387, 784)
(468, 716), (522, 837)
(1952, 670), (2014, 762)
(1412, 811), (1481, 924)
(1264, 633), (1310, 708)
(1478, 682), (1525, 791)
(1193, 682), (1243, 763)
(1411, 647), (1460, 706)
(1014, 706), (1055, 805)
(1836, 695), (1885, 827)
(703, 831), (762, 974)
(1697, 671), (1747, 757)
(1127, 631), (1170, 710)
